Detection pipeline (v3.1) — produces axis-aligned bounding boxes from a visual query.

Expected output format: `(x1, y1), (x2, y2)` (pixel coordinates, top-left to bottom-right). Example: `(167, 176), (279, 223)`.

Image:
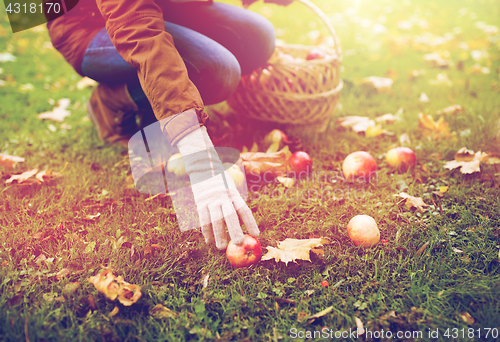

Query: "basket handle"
(293, 0), (342, 59)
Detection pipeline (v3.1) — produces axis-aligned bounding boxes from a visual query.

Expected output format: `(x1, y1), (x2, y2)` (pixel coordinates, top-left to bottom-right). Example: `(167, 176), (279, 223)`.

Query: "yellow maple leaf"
(418, 113), (451, 139)
(261, 238), (331, 266)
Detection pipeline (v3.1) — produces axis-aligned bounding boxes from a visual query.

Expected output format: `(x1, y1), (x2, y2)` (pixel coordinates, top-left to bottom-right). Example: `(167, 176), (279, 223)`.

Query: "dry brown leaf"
(415, 241), (430, 256)
(241, 151), (288, 177)
(149, 304), (177, 319)
(116, 279), (142, 306)
(0, 153), (25, 168)
(5, 168), (39, 184)
(63, 282), (79, 297)
(56, 268), (71, 281)
(459, 312), (475, 325)
(307, 306), (333, 323)
(37, 98), (71, 122)
(444, 147), (488, 174)
(88, 268), (142, 306)
(261, 238), (331, 266)
(395, 192), (429, 212)
(109, 306), (119, 317)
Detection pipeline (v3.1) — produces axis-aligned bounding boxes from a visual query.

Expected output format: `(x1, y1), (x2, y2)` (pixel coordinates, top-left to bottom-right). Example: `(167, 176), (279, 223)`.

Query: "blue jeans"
(80, 2), (275, 107)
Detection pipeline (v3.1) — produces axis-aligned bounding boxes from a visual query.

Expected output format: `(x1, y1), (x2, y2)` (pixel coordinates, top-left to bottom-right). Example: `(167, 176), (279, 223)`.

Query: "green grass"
(1, 0), (500, 341)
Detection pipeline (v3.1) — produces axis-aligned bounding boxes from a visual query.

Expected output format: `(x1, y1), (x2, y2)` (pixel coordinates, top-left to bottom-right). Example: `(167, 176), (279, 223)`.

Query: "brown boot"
(86, 83), (140, 146)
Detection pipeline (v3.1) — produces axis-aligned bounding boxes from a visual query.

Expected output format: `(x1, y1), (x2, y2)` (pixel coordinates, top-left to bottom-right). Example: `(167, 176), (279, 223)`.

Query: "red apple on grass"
(386, 147), (416, 172)
(306, 48), (327, 60)
(347, 215), (380, 248)
(288, 151), (312, 177)
(226, 234), (262, 268)
(342, 151), (377, 182)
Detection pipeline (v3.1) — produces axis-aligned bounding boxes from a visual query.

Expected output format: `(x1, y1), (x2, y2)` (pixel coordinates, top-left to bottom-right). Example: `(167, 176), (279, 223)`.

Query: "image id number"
(5, 2), (61, 14)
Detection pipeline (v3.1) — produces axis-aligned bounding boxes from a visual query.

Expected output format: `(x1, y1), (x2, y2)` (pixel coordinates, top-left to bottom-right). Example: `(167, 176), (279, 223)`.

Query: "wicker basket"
(227, 0), (343, 132)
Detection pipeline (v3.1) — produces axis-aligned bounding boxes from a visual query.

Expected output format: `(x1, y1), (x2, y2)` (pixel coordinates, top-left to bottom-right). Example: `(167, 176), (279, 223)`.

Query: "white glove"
(176, 126), (260, 249)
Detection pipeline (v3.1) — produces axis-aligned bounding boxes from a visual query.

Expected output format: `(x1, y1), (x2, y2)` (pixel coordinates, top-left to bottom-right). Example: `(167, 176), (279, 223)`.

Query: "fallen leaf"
(116, 279), (142, 306)
(109, 306), (119, 317)
(276, 176), (295, 188)
(415, 241), (430, 256)
(201, 273), (210, 289)
(88, 268), (142, 306)
(399, 133), (411, 145)
(355, 316), (365, 335)
(149, 304), (177, 319)
(86, 213), (101, 221)
(336, 116), (393, 136)
(261, 238), (331, 265)
(459, 312), (475, 325)
(0, 153), (25, 168)
(437, 105), (463, 116)
(56, 268), (71, 280)
(424, 53), (453, 68)
(76, 77), (97, 90)
(395, 192), (429, 212)
(297, 311), (309, 322)
(37, 98), (71, 122)
(429, 73), (452, 86)
(43, 293), (65, 302)
(484, 154), (500, 165)
(307, 306), (333, 323)
(433, 186), (449, 197)
(5, 168), (38, 184)
(87, 295), (97, 310)
(444, 147), (488, 174)
(418, 113), (451, 139)
(63, 282), (79, 297)
(361, 77), (393, 92)
(241, 151), (288, 177)
(375, 113), (398, 124)
(0, 52), (16, 62)
(84, 241), (96, 253)
(336, 116), (373, 133)
(419, 93), (430, 102)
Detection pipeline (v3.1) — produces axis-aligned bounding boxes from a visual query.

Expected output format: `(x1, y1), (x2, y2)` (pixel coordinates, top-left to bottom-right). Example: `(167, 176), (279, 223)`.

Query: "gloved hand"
(176, 126), (260, 249)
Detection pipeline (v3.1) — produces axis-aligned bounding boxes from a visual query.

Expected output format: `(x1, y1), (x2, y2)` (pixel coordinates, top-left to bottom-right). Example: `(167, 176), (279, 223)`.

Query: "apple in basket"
(259, 68), (272, 89)
(306, 48), (327, 60)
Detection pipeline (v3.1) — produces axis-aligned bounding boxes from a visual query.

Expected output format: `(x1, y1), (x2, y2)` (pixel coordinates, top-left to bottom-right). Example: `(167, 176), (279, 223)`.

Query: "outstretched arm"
(95, 0), (209, 145)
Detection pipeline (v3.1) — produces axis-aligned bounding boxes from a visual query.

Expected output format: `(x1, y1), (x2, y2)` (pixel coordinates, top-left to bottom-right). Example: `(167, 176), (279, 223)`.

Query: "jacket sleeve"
(95, 0), (209, 146)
